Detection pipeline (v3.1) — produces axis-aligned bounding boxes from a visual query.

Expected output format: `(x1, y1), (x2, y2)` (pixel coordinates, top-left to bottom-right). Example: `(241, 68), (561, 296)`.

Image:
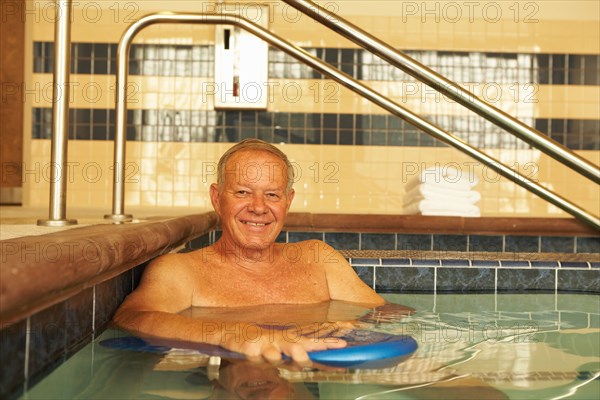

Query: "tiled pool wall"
(0, 213), (217, 400)
(187, 230), (600, 294)
(0, 264), (146, 400)
(2, 229), (597, 399)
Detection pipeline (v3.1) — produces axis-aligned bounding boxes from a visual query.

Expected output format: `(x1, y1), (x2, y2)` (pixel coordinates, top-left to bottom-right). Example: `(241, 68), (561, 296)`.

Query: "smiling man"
(113, 139), (385, 363)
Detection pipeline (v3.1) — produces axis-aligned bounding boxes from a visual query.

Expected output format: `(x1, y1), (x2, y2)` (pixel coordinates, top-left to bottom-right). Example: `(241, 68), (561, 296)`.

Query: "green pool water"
(21, 293), (600, 399)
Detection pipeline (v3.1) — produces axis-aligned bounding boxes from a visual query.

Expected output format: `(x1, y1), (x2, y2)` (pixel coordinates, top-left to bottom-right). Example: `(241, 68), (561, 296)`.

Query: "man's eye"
(266, 193), (280, 199)
(236, 190), (249, 196)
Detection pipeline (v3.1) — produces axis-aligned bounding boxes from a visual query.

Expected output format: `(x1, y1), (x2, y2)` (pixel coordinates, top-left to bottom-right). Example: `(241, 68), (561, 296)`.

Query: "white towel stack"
(403, 167), (481, 217)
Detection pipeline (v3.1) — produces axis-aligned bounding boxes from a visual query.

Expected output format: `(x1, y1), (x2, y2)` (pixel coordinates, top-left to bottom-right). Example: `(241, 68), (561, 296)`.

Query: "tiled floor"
(0, 206), (211, 240)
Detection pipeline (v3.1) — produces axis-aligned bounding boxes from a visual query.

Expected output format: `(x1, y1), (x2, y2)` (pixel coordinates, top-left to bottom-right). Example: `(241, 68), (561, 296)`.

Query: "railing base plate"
(37, 218), (78, 227)
(104, 214), (134, 223)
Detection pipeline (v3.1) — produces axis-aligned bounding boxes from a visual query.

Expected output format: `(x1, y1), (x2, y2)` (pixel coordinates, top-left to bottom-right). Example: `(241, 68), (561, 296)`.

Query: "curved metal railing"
(104, 12), (599, 230)
(283, 0), (600, 185)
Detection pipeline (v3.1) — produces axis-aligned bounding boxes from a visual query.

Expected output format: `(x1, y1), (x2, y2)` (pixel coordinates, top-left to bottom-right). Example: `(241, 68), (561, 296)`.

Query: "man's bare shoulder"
(116, 251), (202, 314)
(139, 251), (200, 284)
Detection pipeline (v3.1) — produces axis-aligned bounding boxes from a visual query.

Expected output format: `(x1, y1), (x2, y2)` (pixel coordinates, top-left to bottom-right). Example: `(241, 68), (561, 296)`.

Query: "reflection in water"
(21, 294), (600, 400)
(212, 360), (316, 400)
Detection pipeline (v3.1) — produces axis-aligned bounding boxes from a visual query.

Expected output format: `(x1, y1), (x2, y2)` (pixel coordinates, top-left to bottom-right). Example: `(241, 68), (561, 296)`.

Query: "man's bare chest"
(191, 261), (329, 306)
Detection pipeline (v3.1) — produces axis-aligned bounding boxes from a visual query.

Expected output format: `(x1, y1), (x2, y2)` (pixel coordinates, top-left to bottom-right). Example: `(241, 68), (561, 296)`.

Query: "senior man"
(113, 139), (385, 363)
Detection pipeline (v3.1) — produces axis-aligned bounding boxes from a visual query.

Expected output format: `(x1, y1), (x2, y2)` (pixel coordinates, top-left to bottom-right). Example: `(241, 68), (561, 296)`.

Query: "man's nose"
(248, 194), (267, 213)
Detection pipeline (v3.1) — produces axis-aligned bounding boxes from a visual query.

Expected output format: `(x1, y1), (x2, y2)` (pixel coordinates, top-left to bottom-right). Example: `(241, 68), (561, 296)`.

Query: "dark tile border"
(2, 265), (146, 400)
(351, 256), (599, 294)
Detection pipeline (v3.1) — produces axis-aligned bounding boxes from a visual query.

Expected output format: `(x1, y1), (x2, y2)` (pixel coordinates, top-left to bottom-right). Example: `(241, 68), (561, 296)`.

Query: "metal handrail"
(106, 13), (600, 230)
(37, 0), (77, 227)
(106, 13), (599, 230)
(283, 0), (600, 185)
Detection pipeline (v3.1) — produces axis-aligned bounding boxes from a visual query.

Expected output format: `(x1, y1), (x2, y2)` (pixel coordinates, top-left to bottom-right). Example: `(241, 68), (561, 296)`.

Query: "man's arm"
(318, 241), (386, 306)
(113, 253), (346, 363)
(112, 253), (203, 342)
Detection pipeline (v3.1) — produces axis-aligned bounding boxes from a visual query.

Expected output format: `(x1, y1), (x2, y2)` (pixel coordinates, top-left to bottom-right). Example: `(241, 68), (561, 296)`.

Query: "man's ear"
(286, 188), (295, 211)
(209, 183), (220, 213)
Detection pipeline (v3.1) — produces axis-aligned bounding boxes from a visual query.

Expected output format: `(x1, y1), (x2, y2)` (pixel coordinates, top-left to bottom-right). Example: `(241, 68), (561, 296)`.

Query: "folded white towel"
(403, 183), (481, 206)
(403, 199), (481, 217)
(405, 166), (479, 192)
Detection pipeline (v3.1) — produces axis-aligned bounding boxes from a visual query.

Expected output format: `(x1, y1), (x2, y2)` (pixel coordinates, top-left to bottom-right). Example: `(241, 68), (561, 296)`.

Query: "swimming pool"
(20, 292), (599, 399)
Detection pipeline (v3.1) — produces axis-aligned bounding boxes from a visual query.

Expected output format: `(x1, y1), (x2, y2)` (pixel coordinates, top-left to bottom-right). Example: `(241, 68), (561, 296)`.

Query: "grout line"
(92, 285), (96, 337)
(495, 267), (499, 298)
(24, 317), (31, 386)
(433, 265), (437, 295)
(372, 264), (377, 290)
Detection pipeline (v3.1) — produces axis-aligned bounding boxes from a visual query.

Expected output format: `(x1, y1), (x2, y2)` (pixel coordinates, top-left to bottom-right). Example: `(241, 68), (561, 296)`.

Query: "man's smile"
(240, 220), (271, 227)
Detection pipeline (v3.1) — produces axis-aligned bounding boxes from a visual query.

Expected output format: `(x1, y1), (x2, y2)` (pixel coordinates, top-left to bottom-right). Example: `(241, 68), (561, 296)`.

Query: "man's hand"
(219, 322), (348, 364)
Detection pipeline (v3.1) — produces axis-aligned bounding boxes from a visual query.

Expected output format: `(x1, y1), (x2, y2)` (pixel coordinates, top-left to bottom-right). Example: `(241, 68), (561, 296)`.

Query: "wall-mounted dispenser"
(214, 7), (269, 109)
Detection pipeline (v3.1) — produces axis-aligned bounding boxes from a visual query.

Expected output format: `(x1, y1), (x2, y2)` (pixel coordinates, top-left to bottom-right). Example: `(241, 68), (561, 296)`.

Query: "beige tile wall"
(23, 1), (600, 218)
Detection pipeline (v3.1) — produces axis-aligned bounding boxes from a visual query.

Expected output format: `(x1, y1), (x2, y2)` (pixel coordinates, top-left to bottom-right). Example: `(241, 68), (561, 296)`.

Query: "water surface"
(22, 293), (600, 399)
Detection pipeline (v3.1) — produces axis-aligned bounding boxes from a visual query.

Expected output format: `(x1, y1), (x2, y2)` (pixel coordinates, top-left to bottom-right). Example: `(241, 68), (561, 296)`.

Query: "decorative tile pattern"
(31, 105), (599, 151)
(353, 266), (375, 289)
(376, 266), (435, 292)
(381, 258), (411, 266)
(505, 235), (539, 253)
(469, 235), (503, 252)
(34, 42), (600, 87)
(360, 233), (395, 250)
(531, 261), (559, 268)
(471, 260), (500, 267)
(577, 237), (600, 253)
(437, 268), (495, 292)
(397, 234), (432, 251)
(497, 268), (556, 292)
(441, 259), (470, 267)
(324, 232), (359, 250)
(31, 41), (600, 150)
(287, 231), (324, 242)
(500, 260), (531, 267)
(433, 234), (468, 252)
(351, 258), (380, 265)
(558, 269), (600, 292)
(541, 236), (575, 253)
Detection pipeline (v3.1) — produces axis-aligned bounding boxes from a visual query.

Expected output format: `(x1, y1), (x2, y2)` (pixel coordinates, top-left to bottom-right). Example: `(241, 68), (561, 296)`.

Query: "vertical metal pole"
(104, 26), (133, 222)
(38, 0), (76, 226)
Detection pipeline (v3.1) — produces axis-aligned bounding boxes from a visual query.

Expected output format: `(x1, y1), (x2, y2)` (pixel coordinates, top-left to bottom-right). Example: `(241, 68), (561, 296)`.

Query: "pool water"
(21, 293), (599, 399)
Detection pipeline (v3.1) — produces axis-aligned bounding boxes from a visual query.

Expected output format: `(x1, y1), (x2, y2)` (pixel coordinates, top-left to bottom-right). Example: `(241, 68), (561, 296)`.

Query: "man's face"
(210, 149), (295, 251)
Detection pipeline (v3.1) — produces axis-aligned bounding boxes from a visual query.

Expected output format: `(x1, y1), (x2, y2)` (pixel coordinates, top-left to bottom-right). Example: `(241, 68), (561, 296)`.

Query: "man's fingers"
(285, 343), (310, 364)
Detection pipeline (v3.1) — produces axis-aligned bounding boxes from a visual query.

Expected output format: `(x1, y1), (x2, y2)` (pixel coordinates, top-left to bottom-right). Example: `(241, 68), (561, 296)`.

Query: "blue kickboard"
(100, 329), (417, 369)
